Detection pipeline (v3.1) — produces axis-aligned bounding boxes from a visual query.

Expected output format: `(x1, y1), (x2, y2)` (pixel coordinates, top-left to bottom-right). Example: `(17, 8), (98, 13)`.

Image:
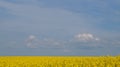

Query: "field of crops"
(0, 56), (120, 67)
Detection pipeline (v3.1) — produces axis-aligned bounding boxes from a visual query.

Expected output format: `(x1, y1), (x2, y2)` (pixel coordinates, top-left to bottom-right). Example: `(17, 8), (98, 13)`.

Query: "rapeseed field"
(0, 56), (120, 67)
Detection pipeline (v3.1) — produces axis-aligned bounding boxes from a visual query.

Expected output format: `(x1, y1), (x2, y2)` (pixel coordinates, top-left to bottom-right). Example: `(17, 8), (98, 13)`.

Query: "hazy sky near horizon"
(0, 0), (120, 55)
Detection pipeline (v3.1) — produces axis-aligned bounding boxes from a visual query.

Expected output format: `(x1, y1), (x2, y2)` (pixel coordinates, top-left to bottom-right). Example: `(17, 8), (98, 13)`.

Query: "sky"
(0, 0), (120, 56)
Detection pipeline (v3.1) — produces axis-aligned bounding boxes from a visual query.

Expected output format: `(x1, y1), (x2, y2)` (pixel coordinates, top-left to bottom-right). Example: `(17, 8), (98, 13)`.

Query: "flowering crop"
(0, 56), (120, 67)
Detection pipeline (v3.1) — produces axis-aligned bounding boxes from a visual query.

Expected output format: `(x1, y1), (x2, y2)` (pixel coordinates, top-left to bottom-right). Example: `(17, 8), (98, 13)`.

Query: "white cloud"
(25, 35), (65, 48)
(29, 35), (36, 40)
(74, 33), (100, 42)
(25, 35), (38, 48)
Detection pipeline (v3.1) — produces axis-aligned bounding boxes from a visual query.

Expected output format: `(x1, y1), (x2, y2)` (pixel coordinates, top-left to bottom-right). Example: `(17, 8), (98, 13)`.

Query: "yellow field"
(0, 56), (120, 67)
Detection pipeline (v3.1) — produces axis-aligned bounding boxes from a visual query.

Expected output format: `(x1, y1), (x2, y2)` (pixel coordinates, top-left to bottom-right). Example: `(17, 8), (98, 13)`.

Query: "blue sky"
(0, 0), (120, 56)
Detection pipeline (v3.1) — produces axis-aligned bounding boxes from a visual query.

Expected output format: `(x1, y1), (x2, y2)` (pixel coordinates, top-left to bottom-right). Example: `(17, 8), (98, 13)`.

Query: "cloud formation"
(25, 35), (65, 49)
(24, 33), (101, 50)
(74, 33), (100, 42)
(25, 35), (38, 48)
